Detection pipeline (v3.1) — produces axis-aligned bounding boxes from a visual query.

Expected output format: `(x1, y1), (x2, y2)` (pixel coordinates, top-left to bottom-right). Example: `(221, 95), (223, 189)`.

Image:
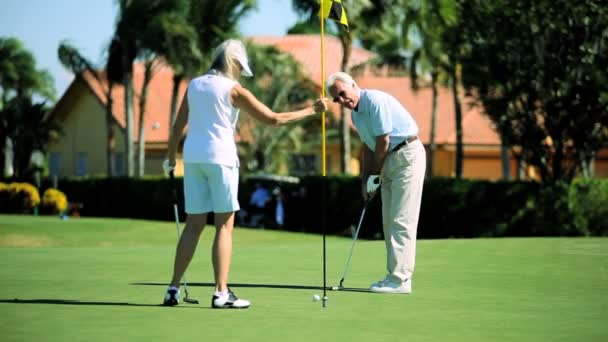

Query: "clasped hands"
(313, 98), (329, 113)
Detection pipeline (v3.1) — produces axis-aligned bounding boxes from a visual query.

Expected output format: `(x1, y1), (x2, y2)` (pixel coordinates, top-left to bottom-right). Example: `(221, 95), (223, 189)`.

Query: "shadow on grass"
(0, 298), (205, 308)
(132, 282), (371, 293)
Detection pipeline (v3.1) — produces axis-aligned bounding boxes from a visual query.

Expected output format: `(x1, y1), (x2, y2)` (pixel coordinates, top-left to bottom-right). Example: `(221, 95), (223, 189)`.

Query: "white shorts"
(183, 163), (240, 214)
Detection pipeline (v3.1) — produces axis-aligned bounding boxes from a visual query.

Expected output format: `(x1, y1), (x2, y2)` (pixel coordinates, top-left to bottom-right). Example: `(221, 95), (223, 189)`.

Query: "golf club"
(170, 170), (199, 304)
(334, 198), (370, 290)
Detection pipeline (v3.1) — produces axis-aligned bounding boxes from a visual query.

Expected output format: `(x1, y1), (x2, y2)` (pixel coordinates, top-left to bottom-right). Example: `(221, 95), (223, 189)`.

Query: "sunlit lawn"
(0, 214), (606, 342)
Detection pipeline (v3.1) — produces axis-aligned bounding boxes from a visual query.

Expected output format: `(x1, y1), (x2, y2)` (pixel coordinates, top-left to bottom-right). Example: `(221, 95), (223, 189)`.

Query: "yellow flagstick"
(320, 0), (328, 309)
(320, 1), (327, 177)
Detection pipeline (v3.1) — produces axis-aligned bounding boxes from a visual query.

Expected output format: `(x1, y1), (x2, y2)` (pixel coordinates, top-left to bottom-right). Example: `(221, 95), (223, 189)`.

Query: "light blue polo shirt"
(351, 89), (419, 152)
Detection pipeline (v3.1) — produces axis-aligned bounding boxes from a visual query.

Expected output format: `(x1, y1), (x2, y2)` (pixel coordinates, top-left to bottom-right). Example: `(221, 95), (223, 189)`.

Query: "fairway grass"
(0, 214), (607, 341)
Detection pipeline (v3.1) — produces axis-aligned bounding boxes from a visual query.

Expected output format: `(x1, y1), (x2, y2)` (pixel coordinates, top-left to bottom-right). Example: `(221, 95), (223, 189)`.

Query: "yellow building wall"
(431, 148), (454, 177)
(424, 146), (521, 180)
(49, 84), (125, 177)
(144, 149), (167, 176)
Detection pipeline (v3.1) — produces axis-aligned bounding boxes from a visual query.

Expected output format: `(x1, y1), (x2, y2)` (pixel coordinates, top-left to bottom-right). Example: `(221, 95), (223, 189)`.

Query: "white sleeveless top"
(183, 71), (240, 167)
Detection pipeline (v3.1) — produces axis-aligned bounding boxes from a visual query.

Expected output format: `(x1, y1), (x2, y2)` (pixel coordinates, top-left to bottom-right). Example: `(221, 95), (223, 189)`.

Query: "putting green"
(0, 215), (606, 341)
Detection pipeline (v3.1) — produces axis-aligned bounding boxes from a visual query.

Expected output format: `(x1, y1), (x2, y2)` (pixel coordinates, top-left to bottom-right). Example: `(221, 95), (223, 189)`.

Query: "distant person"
(162, 39), (328, 308)
(248, 183), (270, 227)
(273, 186), (285, 228)
(326, 72), (426, 294)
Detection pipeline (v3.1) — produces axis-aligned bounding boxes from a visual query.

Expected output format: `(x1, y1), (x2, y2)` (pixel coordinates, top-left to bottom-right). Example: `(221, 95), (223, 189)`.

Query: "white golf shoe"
(370, 276), (391, 288)
(370, 278), (412, 294)
(211, 289), (251, 309)
(162, 287), (179, 306)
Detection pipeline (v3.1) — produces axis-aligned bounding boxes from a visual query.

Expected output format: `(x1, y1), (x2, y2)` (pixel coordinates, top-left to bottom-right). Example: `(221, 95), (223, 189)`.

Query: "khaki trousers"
(380, 139), (426, 283)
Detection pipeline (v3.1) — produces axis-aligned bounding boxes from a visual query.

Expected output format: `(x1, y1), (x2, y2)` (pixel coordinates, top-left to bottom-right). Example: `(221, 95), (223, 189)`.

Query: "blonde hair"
(210, 39), (248, 80)
(326, 72), (357, 93)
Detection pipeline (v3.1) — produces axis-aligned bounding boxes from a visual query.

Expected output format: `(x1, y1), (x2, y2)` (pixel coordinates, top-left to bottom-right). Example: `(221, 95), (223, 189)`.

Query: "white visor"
(236, 55), (253, 77)
(214, 39), (253, 77)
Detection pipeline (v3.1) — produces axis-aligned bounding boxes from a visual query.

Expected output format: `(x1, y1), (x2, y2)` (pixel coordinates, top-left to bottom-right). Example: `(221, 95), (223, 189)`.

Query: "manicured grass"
(0, 214), (606, 341)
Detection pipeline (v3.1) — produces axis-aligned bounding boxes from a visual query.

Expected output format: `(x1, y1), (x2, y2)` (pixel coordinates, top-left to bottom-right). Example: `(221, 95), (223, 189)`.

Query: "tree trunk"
(517, 155), (526, 180)
(501, 138), (510, 180)
(578, 149), (595, 178)
(339, 32), (353, 175)
(450, 68), (463, 178)
(553, 137), (563, 182)
(428, 71), (439, 178)
(170, 74), (182, 130)
(105, 83), (115, 176)
(137, 62), (154, 177)
(589, 156), (595, 178)
(3, 137), (14, 178)
(124, 72), (135, 177)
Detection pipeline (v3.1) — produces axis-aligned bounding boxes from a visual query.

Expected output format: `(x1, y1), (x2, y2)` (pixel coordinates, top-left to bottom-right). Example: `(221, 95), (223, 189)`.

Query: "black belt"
(391, 136), (418, 152)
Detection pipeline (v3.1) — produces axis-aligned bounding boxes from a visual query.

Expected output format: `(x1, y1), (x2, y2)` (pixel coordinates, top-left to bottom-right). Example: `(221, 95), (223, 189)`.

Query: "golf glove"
(162, 159), (175, 174)
(366, 174), (381, 193)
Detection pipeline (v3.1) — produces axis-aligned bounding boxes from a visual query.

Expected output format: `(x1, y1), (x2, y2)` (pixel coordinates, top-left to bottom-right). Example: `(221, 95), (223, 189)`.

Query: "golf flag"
(319, 0), (349, 30)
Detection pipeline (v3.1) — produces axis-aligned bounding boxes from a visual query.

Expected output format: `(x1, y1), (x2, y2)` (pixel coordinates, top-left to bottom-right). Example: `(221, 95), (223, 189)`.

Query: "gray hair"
(326, 72), (357, 93)
(210, 39), (250, 79)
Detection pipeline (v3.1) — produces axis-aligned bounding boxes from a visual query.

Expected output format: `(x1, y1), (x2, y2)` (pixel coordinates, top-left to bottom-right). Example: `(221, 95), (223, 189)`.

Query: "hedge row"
(4, 176), (606, 238)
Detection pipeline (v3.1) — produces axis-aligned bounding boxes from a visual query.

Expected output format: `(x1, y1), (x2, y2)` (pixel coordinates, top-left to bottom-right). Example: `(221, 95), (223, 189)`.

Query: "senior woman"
(162, 39), (328, 309)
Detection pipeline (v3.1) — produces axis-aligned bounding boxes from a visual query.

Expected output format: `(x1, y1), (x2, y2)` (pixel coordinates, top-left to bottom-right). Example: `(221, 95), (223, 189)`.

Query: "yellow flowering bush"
(41, 188), (68, 215)
(0, 182), (40, 213)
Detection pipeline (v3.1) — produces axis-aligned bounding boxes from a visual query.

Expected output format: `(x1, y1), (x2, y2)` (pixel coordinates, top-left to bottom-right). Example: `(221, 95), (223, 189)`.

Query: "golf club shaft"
(339, 201), (369, 286)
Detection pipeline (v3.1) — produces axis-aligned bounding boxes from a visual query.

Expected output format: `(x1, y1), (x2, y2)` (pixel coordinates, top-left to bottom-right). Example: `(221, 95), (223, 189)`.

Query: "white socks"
(214, 290), (228, 298)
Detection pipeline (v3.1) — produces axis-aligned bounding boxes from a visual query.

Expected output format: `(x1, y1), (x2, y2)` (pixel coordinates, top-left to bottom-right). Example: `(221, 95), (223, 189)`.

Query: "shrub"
(0, 182), (9, 212)
(41, 188), (68, 215)
(39, 175), (608, 237)
(0, 182), (40, 213)
(569, 178), (608, 236)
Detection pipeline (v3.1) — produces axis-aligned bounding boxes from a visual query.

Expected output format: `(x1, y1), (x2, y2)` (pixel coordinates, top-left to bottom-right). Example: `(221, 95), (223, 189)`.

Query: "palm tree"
(161, 0), (256, 155)
(106, 0), (195, 177)
(238, 44), (318, 174)
(126, 0), (200, 176)
(1, 37), (56, 177)
(135, 54), (163, 176)
(58, 42), (117, 176)
(159, 10), (201, 135)
(106, 30), (136, 177)
(5, 98), (62, 178)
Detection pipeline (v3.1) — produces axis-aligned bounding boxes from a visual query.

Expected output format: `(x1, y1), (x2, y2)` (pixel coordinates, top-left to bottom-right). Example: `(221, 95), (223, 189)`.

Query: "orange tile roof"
(355, 76), (500, 145)
(82, 64), (187, 143)
(58, 34), (499, 147)
(249, 34), (376, 86)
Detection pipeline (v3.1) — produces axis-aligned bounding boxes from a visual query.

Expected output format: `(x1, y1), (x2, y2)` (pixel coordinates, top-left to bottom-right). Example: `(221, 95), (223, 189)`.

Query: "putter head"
(183, 297), (199, 304)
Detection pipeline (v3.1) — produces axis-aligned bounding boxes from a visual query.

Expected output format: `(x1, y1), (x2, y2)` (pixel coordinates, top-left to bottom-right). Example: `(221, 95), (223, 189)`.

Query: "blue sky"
(0, 0), (299, 97)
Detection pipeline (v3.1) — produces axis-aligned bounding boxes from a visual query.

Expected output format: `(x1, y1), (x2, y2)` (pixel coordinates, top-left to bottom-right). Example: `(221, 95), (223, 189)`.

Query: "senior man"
(327, 72), (426, 294)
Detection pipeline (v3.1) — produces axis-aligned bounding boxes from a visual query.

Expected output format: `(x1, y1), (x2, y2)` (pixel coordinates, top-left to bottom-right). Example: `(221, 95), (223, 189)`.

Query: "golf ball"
(312, 294), (320, 302)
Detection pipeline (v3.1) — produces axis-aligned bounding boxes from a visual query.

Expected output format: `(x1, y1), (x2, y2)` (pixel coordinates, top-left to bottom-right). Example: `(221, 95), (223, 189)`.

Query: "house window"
(114, 153), (125, 176)
(49, 153), (62, 177)
(76, 152), (88, 176)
